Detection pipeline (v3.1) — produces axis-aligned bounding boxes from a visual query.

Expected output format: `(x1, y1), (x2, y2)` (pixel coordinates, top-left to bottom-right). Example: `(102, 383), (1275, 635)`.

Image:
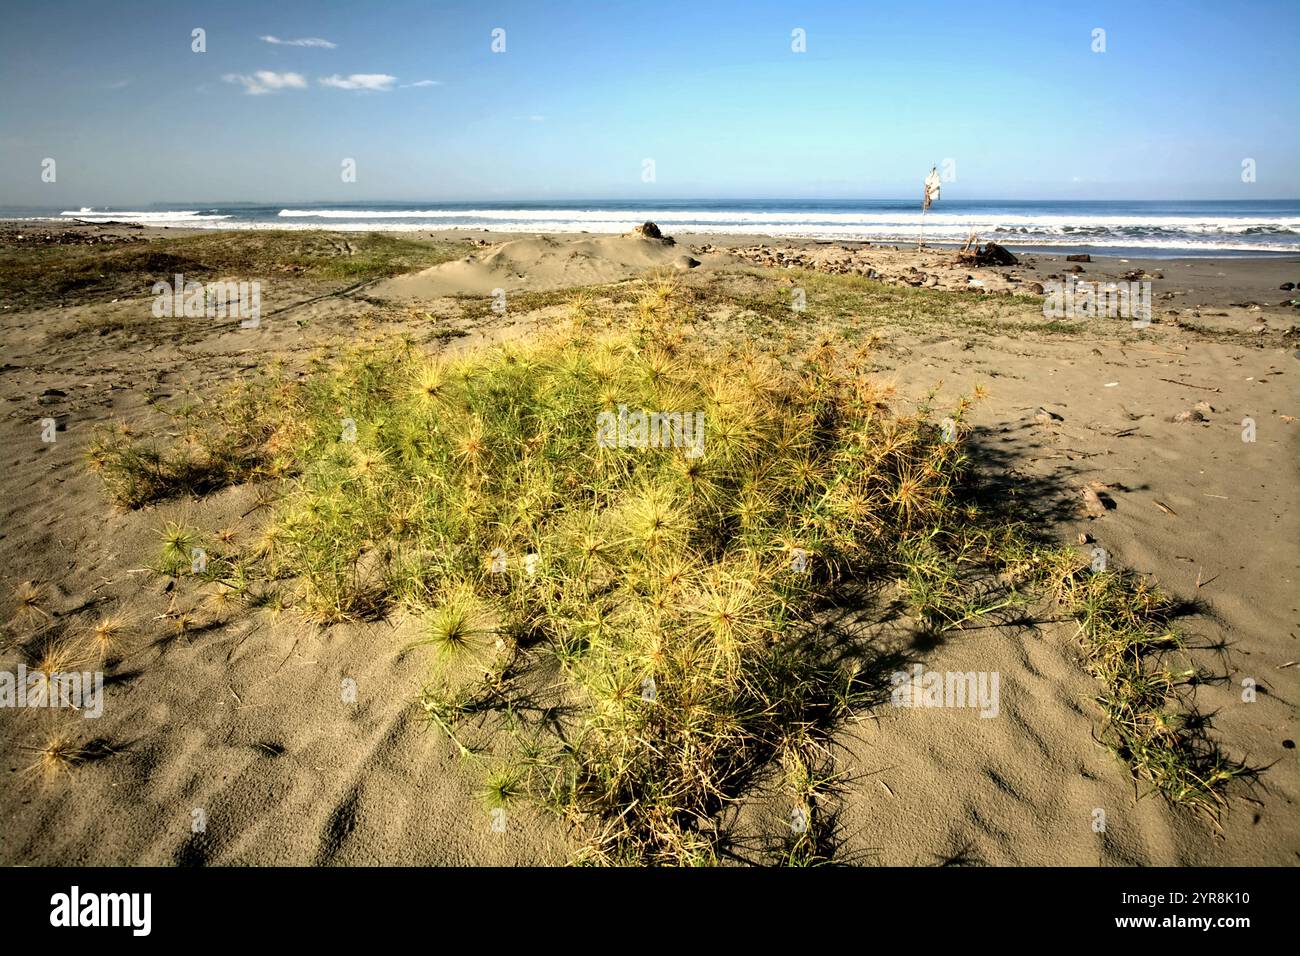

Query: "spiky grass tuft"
(416, 585), (498, 664)
(88, 611), (132, 661)
(84, 285), (1242, 860)
(11, 579), (51, 632)
(23, 732), (90, 779)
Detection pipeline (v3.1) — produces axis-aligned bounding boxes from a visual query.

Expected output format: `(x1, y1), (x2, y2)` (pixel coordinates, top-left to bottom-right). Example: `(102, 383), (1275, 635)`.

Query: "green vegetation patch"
(88, 287), (1248, 862)
(0, 230), (471, 308)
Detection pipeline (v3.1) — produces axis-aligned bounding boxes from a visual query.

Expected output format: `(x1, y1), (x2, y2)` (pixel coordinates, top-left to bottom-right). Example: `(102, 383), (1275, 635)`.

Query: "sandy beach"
(1, 220), (1295, 866)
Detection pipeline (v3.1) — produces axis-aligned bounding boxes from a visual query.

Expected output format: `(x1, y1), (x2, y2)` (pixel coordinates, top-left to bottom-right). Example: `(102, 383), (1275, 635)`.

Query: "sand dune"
(375, 232), (714, 299)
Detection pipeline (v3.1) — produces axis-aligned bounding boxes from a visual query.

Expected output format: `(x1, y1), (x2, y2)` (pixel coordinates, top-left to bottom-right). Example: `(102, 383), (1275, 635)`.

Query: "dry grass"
(85, 278), (1248, 861)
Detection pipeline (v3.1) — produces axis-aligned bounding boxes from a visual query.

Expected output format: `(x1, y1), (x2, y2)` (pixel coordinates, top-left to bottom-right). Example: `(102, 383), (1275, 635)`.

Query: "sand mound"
(375, 233), (702, 299)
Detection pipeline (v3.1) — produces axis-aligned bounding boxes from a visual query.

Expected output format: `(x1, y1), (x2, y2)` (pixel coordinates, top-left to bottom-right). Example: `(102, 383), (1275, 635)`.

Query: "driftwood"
(955, 234), (1018, 266)
(625, 221), (675, 244)
(70, 218), (145, 228)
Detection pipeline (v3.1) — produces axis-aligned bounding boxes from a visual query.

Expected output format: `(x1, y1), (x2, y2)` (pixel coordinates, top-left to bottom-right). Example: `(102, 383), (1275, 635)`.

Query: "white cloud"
(319, 73), (397, 92)
(222, 70), (308, 95)
(527, 114), (546, 122)
(401, 79), (443, 88)
(261, 35), (336, 49)
(106, 79), (131, 90)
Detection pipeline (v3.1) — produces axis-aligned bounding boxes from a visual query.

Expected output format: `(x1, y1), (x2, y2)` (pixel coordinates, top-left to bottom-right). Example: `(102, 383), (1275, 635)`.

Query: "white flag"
(923, 166), (942, 210)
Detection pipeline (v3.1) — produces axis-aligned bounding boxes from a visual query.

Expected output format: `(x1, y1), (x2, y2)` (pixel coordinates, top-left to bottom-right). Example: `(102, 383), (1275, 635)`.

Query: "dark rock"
(1066, 254), (1091, 262)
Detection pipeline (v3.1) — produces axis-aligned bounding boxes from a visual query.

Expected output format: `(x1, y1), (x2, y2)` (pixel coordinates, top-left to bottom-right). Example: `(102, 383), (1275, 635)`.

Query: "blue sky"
(2, 0), (1297, 205)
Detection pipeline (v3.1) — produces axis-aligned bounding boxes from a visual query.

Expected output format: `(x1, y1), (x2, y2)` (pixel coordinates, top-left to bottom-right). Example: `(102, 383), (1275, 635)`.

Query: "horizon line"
(15, 196), (1300, 209)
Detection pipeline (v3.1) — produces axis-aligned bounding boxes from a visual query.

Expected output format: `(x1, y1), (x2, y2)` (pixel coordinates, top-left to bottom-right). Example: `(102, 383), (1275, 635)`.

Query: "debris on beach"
(0, 227), (145, 247)
(954, 235), (1019, 266)
(627, 221), (674, 244)
(1172, 399), (1214, 423)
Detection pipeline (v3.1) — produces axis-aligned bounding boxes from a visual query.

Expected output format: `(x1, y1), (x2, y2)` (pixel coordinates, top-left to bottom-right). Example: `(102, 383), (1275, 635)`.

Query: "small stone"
(1082, 487), (1108, 518)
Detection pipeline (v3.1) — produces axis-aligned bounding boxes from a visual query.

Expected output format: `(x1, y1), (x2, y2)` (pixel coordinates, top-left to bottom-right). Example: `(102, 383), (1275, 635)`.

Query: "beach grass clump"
(87, 434), (257, 509)
(82, 281), (1246, 858)
(1039, 550), (1250, 823)
(88, 371), (300, 509)
(208, 310), (971, 862)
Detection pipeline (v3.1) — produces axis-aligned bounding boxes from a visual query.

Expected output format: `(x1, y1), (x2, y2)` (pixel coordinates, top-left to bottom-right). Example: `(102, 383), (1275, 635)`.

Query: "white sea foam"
(49, 206), (1300, 252)
(59, 210), (231, 223)
(276, 207), (1300, 232)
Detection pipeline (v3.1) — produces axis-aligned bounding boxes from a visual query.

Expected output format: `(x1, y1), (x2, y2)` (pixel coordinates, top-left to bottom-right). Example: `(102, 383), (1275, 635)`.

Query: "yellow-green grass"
(87, 289), (1248, 862)
(0, 230), (472, 311)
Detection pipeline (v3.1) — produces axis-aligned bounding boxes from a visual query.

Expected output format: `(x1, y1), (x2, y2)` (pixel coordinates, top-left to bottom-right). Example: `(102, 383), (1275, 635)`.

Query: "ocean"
(8, 199), (1299, 258)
